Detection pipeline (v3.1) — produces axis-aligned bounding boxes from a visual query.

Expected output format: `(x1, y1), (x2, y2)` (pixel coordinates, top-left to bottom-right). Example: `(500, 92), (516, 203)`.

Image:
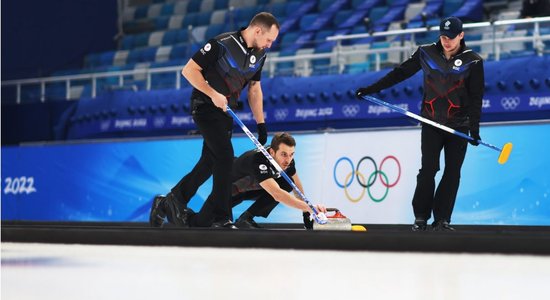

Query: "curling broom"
(360, 95), (513, 164)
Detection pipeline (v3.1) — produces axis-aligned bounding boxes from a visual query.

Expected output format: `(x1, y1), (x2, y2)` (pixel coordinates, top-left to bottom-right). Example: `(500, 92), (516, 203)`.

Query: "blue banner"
(66, 92), (550, 139)
(2, 122), (550, 225)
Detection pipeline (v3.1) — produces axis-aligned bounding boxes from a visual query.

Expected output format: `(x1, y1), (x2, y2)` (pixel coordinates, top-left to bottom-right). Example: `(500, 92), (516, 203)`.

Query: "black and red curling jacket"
(365, 40), (484, 131)
(191, 29), (267, 109)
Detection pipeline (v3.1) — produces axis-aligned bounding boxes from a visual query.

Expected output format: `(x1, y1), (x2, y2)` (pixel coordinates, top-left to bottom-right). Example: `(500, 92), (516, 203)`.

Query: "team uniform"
(230, 148), (296, 218)
(190, 30), (267, 109)
(170, 29), (268, 227)
(359, 39), (484, 226)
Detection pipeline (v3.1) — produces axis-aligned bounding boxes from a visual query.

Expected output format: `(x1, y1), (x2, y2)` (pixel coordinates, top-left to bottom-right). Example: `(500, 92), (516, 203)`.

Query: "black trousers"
(231, 190), (279, 218)
(171, 104), (234, 227)
(411, 124), (468, 223)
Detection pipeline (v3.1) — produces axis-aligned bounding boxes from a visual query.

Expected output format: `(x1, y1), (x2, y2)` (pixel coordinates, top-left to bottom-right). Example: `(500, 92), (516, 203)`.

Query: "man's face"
(440, 32), (464, 53)
(253, 24), (279, 50)
(270, 143), (295, 170)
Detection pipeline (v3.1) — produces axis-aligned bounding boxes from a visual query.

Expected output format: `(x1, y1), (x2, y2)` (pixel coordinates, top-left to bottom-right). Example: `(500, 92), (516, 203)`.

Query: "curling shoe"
(411, 218), (427, 231)
(432, 220), (455, 231)
(235, 211), (262, 229)
(211, 219), (238, 229)
(149, 195), (167, 227)
(163, 192), (190, 227)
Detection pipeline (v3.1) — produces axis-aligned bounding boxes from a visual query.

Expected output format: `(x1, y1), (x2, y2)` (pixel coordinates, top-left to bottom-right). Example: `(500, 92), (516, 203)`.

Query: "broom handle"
(226, 107), (327, 224)
(361, 95), (503, 152)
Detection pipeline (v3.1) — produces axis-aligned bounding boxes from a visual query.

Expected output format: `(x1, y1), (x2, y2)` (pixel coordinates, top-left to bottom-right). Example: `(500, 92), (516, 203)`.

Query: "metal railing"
(3, 16), (549, 104)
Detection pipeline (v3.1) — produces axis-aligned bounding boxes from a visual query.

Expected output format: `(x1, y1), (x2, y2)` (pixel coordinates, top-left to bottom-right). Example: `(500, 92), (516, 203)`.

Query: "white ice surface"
(2, 242), (550, 300)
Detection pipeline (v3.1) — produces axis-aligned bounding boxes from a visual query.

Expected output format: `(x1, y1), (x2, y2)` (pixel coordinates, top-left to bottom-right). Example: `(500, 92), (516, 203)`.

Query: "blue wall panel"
(2, 122), (550, 225)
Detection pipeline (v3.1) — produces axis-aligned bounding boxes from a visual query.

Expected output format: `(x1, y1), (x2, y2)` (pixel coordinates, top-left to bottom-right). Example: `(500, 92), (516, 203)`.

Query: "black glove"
(303, 212), (313, 230)
(469, 129), (481, 146)
(355, 87), (377, 99)
(257, 123), (267, 145)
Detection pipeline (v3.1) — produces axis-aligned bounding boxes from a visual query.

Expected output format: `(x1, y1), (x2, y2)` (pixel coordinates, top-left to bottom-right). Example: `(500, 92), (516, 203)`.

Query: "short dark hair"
(270, 132), (295, 151)
(249, 12), (280, 30)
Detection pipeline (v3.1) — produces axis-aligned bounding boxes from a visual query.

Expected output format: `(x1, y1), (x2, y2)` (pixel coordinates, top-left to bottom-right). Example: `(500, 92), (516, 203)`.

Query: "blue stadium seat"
(318, 0), (337, 11)
(453, 0), (483, 21)
(267, 2), (288, 17)
(443, 0), (464, 17)
(162, 30), (178, 45)
(133, 33), (151, 49)
(195, 11), (213, 26)
(231, 6), (262, 24)
(377, 5), (406, 25)
(285, 1), (303, 17)
(352, 0), (384, 10)
(348, 24), (387, 45)
(160, 3), (175, 16)
(410, 0), (443, 21)
(126, 50), (141, 64)
(311, 0), (351, 31)
(154, 16), (170, 30)
(182, 13), (198, 27)
(187, 0), (203, 13)
(169, 45), (190, 61)
(388, 0), (411, 5)
(290, 32), (315, 50)
(279, 0), (319, 34)
(276, 49), (297, 76)
(175, 28), (191, 44)
(299, 13), (319, 31)
(121, 36), (135, 50)
(205, 24), (226, 38)
(333, 10), (354, 27)
(99, 51), (116, 67)
(279, 31), (301, 48)
(134, 6), (149, 20)
(141, 47), (158, 62)
(214, 0), (229, 10)
(314, 30), (335, 45)
(368, 6), (389, 23)
(313, 30), (341, 51)
(415, 30), (439, 45)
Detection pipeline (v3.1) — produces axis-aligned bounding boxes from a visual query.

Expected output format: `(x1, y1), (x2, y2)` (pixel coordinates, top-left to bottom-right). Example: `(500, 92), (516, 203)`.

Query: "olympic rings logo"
(342, 105), (360, 117)
(274, 108), (289, 121)
(333, 156), (401, 203)
(500, 97), (520, 110)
